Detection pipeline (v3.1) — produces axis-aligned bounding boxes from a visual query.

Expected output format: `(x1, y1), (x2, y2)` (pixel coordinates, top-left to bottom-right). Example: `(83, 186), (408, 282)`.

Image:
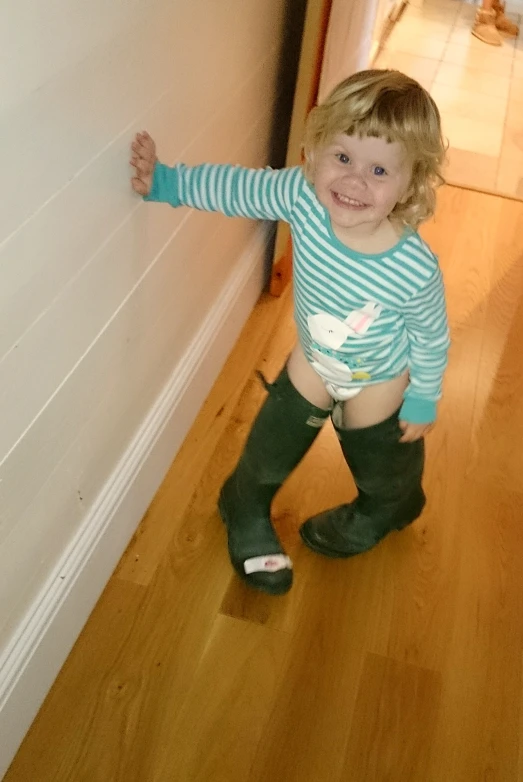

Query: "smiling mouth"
(332, 191), (370, 209)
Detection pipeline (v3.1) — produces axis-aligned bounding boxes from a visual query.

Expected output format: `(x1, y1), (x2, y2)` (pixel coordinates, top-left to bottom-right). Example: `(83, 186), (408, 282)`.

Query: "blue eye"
(374, 166), (386, 176)
(337, 153), (350, 164)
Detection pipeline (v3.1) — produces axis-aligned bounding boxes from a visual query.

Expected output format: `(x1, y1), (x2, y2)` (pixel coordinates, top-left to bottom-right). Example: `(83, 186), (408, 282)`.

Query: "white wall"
(0, 0), (291, 774)
(318, 0), (379, 102)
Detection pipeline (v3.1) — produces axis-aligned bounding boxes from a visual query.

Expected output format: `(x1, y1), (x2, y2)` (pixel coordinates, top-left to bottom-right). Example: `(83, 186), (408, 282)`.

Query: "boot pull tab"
(255, 369), (273, 392)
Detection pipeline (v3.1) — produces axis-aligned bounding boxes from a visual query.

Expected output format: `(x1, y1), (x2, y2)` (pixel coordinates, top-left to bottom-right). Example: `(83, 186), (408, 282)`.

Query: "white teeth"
(335, 193), (366, 207)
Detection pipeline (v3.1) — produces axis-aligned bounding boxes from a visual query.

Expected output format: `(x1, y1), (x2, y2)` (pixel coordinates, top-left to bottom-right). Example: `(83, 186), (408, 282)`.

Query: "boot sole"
(299, 518), (414, 559)
(299, 524), (377, 558)
(471, 29), (502, 44)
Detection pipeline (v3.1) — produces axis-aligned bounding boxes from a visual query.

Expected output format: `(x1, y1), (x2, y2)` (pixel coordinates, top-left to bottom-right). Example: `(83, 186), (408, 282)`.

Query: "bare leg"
(287, 343), (409, 426)
(341, 370), (409, 429)
(286, 343), (332, 409)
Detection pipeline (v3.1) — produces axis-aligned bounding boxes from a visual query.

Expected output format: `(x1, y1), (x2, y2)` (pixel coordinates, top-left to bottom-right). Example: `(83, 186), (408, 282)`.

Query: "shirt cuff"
(399, 396), (437, 424)
(143, 162), (179, 205)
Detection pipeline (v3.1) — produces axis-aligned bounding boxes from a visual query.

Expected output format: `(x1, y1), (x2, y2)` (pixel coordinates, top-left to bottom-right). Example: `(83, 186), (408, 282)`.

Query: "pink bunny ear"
(347, 310), (372, 334)
(344, 302), (382, 336)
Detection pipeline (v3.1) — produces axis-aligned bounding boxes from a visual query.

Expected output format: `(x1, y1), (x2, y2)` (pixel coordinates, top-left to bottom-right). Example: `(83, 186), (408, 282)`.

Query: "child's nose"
(342, 170), (367, 188)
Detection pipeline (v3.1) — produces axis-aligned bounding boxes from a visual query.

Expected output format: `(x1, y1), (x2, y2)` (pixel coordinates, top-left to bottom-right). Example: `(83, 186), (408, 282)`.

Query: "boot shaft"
(235, 364), (331, 492)
(335, 409), (425, 515)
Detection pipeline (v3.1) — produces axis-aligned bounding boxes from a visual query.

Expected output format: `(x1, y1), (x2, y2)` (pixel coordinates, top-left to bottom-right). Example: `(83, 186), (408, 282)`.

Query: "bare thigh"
(286, 343), (332, 410)
(341, 370), (409, 429)
(286, 343), (408, 425)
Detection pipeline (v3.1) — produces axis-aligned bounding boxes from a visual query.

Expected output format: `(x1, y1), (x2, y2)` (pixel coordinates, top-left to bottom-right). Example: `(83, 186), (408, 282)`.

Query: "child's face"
(311, 133), (413, 237)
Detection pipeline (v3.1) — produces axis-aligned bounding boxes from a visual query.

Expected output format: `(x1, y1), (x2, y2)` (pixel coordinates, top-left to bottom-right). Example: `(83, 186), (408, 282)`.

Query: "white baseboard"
(0, 224), (271, 780)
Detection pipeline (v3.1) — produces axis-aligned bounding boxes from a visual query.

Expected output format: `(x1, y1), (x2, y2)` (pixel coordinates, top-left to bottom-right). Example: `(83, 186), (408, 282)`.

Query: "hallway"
(5, 182), (523, 781)
(376, 0), (523, 196)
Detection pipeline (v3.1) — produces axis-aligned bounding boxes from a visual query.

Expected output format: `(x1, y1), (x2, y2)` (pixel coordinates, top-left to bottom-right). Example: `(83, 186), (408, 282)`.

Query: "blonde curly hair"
(303, 69), (447, 228)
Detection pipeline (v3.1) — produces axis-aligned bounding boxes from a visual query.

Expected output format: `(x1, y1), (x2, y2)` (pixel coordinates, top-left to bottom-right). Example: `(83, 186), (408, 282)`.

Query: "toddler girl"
(131, 69), (450, 597)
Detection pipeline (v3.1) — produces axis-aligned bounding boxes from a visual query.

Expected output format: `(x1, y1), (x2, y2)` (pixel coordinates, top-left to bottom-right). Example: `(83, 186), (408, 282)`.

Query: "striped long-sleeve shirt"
(145, 163), (450, 423)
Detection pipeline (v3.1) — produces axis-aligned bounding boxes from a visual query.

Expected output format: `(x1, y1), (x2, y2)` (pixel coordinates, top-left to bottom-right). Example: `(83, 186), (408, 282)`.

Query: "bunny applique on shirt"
(307, 303), (382, 400)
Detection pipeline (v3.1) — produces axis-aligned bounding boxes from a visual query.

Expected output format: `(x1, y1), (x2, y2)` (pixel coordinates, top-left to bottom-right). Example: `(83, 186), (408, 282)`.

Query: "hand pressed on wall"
(130, 131), (157, 197)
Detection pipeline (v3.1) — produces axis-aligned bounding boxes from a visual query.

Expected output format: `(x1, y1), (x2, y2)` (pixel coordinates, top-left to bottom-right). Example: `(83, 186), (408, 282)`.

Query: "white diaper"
(324, 383), (362, 401)
(309, 350), (363, 401)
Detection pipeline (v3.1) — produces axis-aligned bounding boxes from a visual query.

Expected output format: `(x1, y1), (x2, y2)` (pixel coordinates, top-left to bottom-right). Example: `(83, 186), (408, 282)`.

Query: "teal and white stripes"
(147, 162), (301, 221)
(146, 162), (450, 423)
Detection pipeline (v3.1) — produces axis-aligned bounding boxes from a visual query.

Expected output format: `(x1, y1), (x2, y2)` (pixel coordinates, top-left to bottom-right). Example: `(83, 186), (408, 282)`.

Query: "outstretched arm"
(130, 132), (303, 223)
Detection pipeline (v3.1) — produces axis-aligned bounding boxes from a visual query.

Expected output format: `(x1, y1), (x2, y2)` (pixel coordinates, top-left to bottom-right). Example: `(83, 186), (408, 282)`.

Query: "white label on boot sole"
(244, 555), (293, 574)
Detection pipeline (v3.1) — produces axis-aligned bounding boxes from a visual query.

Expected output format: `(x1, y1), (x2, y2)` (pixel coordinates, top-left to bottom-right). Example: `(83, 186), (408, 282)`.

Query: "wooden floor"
(6, 185), (523, 782)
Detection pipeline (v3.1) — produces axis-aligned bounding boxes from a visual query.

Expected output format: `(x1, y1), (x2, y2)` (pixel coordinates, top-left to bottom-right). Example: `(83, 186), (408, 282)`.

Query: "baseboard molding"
(0, 223), (272, 780)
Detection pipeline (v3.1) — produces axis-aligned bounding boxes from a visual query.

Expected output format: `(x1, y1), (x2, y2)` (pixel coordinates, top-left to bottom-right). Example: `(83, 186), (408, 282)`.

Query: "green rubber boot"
(218, 366), (331, 595)
(299, 408), (425, 558)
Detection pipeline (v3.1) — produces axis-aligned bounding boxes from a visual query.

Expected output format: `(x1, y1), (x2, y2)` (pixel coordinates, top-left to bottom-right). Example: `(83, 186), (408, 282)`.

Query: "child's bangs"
(337, 95), (418, 149)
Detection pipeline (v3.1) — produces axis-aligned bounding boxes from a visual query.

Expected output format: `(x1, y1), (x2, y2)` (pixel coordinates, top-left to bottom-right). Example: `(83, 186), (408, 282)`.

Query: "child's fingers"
(130, 155), (154, 175)
(131, 177), (150, 196)
(131, 142), (156, 165)
(134, 150), (156, 171)
(132, 136), (154, 152)
(134, 130), (151, 143)
(133, 132), (156, 158)
(398, 421), (433, 442)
